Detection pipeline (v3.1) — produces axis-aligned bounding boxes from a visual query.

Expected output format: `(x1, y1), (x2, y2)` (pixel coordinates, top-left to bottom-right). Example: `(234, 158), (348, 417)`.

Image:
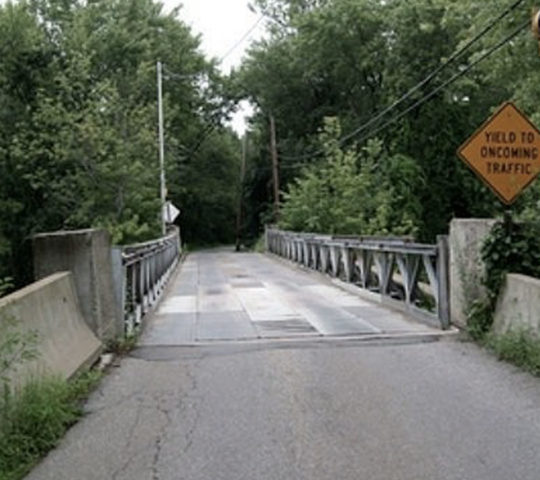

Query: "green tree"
(0, 0), (241, 288)
(240, 0), (536, 240)
(280, 118), (421, 236)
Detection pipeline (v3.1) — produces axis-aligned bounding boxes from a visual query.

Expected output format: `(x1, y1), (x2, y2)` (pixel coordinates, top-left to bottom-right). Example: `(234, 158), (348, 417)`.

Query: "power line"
(337, 0), (526, 146)
(251, 20), (529, 174)
(188, 10), (268, 151)
(354, 20), (529, 145)
(159, 6), (268, 160)
(158, 62), (222, 157)
(162, 65), (201, 81)
(280, 0), (526, 161)
(160, 10), (267, 158)
(219, 13), (266, 64)
(252, 19), (527, 174)
(185, 11), (268, 153)
(186, 122), (219, 156)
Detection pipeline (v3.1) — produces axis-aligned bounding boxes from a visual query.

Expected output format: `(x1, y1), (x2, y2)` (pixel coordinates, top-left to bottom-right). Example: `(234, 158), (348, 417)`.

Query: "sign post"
(457, 102), (540, 205)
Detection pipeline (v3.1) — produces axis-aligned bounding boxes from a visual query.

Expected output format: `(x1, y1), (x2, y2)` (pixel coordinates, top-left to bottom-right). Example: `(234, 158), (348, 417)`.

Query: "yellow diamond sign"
(458, 102), (540, 204)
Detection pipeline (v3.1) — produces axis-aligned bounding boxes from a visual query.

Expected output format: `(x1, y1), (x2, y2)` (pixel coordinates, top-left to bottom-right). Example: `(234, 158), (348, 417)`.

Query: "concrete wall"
(493, 274), (540, 335)
(33, 229), (122, 341)
(449, 219), (495, 327)
(0, 272), (102, 386)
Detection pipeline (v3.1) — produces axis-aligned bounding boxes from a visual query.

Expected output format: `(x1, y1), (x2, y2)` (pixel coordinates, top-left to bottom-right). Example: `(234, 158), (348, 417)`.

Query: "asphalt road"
(25, 250), (540, 480)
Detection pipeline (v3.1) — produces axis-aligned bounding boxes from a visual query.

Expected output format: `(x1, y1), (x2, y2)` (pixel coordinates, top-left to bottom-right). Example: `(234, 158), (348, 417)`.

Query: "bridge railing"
(266, 227), (450, 329)
(117, 227), (181, 334)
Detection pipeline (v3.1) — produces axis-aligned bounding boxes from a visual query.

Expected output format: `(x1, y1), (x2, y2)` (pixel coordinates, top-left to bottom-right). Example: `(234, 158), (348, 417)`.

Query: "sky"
(164, 0), (266, 134)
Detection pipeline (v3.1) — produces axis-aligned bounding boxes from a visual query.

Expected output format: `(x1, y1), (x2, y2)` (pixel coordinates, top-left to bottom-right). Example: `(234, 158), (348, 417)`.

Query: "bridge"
(24, 224), (454, 352)
(4, 223), (540, 480)
(136, 227), (453, 348)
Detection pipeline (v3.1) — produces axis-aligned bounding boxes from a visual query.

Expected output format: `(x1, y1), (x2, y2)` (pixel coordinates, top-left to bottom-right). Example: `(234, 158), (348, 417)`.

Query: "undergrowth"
(107, 334), (138, 356)
(0, 371), (101, 480)
(0, 315), (102, 480)
(485, 330), (540, 377)
(253, 235), (266, 253)
(464, 216), (540, 378)
(467, 215), (540, 339)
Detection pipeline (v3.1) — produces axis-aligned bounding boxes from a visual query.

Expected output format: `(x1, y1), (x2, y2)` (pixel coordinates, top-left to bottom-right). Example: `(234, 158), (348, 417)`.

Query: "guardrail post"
(437, 235), (450, 330)
(302, 241), (309, 267)
(355, 250), (371, 288)
(396, 254), (420, 306)
(320, 244), (329, 273)
(329, 246), (339, 277)
(144, 257), (151, 311)
(129, 264), (136, 333)
(341, 246), (353, 282)
(374, 253), (393, 295)
(313, 243), (320, 271)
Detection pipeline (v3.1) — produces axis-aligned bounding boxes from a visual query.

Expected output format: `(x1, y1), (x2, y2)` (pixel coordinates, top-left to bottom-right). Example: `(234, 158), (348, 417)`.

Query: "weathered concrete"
(449, 219), (495, 327)
(493, 274), (540, 335)
(0, 272), (102, 386)
(33, 229), (121, 341)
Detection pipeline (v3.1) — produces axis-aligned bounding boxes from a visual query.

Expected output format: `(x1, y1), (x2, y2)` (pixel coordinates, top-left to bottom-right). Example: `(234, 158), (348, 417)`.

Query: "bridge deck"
(142, 249), (438, 345)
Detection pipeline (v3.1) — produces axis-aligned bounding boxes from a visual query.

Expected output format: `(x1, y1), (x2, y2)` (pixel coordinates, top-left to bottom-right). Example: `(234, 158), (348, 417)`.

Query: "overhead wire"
(188, 9), (267, 152)
(353, 20), (529, 146)
(249, 19), (530, 174)
(279, 0), (527, 161)
(162, 65), (201, 81)
(162, 9), (267, 156)
(337, 0), (526, 147)
(219, 12), (266, 63)
(161, 1), (528, 166)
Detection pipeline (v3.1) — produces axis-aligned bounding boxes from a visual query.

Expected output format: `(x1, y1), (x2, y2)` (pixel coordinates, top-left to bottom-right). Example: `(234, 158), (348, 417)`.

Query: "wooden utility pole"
(235, 135), (247, 252)
(269, 113), (280, 223)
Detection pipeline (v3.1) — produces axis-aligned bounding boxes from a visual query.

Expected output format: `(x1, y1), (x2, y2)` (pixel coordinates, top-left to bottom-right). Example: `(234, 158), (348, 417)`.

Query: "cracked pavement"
(24, 250), (540, 480)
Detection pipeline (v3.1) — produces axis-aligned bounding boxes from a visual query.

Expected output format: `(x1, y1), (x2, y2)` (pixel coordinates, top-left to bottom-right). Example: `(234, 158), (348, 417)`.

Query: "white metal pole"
(157, 61), (166, 236)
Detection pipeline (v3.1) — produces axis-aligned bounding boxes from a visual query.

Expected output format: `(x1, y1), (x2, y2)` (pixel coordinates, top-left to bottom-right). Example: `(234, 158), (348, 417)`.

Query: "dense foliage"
(3, 0), (540, 291)
(0, 0), (240, 290)
(237, 0), (540, 241)
(280, 118), (422, 235)
(482, 217), (540, 304)
(467, 216), (540, 339)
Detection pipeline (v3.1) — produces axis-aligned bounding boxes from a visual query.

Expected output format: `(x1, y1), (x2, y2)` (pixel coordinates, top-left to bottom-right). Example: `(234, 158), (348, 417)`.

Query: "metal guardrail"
(266, 227), (450, 329)
(118, 227), (181, 334)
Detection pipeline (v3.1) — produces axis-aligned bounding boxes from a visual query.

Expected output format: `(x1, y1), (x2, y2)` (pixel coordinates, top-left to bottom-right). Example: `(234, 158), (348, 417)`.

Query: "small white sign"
(163, 201), (181, 223)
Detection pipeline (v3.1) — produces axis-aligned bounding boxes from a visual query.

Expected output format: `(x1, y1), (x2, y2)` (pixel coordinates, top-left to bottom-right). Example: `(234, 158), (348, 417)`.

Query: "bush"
(469, 216), (540, 339)
(279, 118), (423, 237)
(482, 216), (540, 306)
(0, 315), (101, 480)
(0, 372), (101, 480)
(466, 299), (493, 341)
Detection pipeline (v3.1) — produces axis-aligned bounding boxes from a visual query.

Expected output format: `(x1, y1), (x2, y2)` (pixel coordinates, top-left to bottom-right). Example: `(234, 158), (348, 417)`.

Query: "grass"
(465, 299), (493, 341)
(465, 300), (540, 377)
(485, 329), (540, 377)
(0, 370), (102, 480)
(252, 235), (266, 253)
(107, 334), (138, 356)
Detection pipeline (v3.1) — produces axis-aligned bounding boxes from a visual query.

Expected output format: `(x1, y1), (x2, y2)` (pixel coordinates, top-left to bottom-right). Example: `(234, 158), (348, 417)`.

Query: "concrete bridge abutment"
(33, 229), (123, 342)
